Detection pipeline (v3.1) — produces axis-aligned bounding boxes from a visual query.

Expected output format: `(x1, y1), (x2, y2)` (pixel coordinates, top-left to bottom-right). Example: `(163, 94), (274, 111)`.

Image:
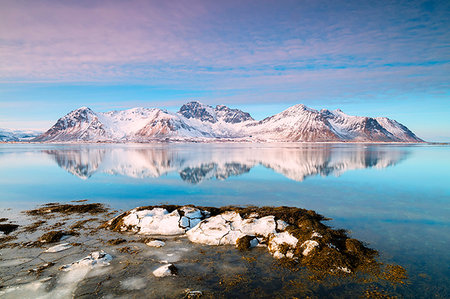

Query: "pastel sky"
(0, 0), (449, 141)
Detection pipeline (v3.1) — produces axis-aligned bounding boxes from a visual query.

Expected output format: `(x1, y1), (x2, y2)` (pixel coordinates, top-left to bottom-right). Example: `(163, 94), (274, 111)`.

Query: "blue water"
(0, 143), (449, 296)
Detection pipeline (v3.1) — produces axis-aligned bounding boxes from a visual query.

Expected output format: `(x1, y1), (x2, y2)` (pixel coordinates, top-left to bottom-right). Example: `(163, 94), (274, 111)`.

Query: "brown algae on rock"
(103, 204), (408, 284)
(25, 202), (107, 217)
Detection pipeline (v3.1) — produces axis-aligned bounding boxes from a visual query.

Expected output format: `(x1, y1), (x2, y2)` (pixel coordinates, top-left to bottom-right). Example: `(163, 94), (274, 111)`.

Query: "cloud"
(0, 0), (449, 106)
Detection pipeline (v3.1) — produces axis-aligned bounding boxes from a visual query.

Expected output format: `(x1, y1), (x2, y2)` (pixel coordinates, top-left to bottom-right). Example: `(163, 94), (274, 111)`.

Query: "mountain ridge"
(33, 101), (424, 143)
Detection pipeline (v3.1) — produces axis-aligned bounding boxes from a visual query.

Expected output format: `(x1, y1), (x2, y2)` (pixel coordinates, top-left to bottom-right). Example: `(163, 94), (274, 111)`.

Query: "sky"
(0, 0), (449, 141)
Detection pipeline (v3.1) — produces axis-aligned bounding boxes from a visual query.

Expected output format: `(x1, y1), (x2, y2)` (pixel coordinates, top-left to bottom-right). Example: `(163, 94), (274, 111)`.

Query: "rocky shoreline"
(0, 202), (407, 298)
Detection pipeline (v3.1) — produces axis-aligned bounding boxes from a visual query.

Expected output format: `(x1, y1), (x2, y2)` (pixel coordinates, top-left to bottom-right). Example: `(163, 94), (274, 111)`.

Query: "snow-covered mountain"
(33, 101), (423, 142)
(0, 128), (42, 142)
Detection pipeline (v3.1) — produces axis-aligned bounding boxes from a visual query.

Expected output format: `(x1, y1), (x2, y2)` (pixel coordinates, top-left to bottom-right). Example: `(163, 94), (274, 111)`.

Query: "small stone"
(185, 289), (203, 298)
(146, 240), (165, 247)
(153, 263), (178, 277)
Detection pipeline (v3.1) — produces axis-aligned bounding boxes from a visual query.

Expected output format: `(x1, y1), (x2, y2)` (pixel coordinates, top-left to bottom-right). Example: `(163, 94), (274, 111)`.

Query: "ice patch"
(276, 219), (289, 231)
(120, 277), (146, 290)
(122, 207), (209, 235)
(45, 243), (72, 253)
(268, 232), (298, 259)
(60, 250), (112, 271)
(301, 240), (319, 256)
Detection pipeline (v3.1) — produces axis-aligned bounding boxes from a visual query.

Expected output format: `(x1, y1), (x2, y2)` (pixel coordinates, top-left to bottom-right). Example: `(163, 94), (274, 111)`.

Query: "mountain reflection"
(44, 145), (408, 183)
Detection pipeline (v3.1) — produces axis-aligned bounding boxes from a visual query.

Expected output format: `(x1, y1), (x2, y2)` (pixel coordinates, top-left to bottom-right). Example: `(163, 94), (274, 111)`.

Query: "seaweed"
(117, 246), (140, 254)
(70, 218), (97, 230)
(23, 220), (47, 233)
(236, 235), (254, 251)
(107, 238), (127, 245)
(38, 230), (77, 243)
(25, 203), (107, 216)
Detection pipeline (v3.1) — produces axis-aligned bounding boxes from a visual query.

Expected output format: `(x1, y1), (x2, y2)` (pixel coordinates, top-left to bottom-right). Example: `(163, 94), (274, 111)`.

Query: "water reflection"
(43, 145), (408, 183)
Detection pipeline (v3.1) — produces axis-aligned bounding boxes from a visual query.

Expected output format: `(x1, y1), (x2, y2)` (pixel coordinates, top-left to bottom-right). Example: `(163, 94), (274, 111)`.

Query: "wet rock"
(28, 262), (55, 274)
(153, 263), (178, 277)
(0, 223), (19, 235)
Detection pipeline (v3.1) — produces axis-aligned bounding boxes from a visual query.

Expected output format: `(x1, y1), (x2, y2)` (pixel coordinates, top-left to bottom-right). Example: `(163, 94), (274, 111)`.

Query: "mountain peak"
(282, 104), (317, 115)
(179, 101), (217, 123)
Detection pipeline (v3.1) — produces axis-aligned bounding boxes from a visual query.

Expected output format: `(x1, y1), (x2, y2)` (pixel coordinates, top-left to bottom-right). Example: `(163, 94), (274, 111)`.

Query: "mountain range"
(0, 128), (42, 142)
(33, 101), (423, 142)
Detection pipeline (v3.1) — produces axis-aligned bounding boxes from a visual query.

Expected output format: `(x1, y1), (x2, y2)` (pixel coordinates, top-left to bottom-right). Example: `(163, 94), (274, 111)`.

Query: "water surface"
(0, 143), (449, 297)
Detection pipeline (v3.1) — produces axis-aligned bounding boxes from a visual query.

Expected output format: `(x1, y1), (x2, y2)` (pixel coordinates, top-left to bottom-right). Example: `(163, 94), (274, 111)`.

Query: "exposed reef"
(104, 205), (389, 276)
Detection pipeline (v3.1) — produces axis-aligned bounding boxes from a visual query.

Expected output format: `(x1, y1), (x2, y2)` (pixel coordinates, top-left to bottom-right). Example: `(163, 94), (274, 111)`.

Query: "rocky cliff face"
(178, 101), (254, 124)
(33, 102), (423, 142)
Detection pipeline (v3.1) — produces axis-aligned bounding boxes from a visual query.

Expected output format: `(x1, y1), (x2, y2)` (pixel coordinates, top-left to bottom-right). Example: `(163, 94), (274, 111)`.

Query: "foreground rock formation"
(104, 205), (380, 274)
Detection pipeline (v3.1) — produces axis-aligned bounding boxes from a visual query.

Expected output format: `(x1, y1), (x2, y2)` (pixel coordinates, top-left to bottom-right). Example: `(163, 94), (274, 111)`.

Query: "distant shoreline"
(0, 140), (435, 145)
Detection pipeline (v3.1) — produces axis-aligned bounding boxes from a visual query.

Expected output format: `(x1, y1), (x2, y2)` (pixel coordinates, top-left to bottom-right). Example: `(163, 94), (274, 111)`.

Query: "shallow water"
(0, 143), (449, 297)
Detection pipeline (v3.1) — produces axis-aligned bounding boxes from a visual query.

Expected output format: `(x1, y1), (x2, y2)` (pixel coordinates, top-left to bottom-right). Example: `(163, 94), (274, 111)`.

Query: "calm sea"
(0, 143), (449, 296)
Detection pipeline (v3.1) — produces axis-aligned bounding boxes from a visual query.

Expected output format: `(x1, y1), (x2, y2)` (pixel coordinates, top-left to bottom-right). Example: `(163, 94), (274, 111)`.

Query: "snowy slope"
(33, 102), (423, 143)
(0, 128), (42, 142)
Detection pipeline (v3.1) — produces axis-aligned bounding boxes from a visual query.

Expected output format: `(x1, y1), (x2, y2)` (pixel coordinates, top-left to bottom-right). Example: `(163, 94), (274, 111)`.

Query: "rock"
(45, 243), (72, 253)
(185, 289), (203, 298)
(146, 240), (165, 247)
(152, 263), (178, 277)
(60, 250), (112, 271)
(300, 240), (319, 256)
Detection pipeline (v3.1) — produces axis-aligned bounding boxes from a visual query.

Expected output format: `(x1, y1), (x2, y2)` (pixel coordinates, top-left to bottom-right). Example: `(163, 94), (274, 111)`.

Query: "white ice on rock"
(268, 232), (299, 259)
(311, 232), (323, 238)
(301, 240), (319, 256)
(121, 206), (209, 235)
(112, 206), (321, 260)
(60, 251), (112, 271)
(45, 243), (72, 253)
(186, 212), (277, 246)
